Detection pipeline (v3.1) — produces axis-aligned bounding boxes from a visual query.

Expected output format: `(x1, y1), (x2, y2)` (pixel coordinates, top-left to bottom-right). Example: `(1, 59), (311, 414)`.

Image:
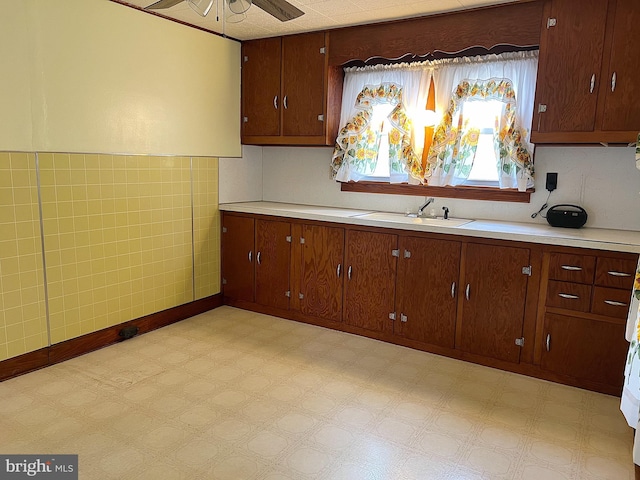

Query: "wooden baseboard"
(0, 294), (222, 382)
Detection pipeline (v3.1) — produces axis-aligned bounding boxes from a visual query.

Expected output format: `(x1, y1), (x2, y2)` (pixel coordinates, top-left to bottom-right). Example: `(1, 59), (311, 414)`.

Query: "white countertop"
(219, 201), (640, 254)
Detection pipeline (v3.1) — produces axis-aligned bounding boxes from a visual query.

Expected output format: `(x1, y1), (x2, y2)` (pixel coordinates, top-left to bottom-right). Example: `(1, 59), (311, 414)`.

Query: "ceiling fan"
(144, 0), (304, 22)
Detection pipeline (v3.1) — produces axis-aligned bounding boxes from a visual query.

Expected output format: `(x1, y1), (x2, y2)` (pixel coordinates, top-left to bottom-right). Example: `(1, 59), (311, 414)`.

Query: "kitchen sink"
(356, 211), (473, 228)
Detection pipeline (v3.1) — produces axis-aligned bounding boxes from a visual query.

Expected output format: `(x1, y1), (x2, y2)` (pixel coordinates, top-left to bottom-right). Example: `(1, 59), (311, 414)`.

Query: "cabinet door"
(395, 236), (460, 348)
(255, 219), (291, 310)
(344, 230), (397, 334)
(534, 0), (609, 133)
(300, 224), (344, 322)
(281, 32), (326, 137)
(242, 37), (282, 137)
(459, 243), (530, 363)
(221, 214), (255, 302)
(600, 0), (640, 131)
(542, 313), (628, 388)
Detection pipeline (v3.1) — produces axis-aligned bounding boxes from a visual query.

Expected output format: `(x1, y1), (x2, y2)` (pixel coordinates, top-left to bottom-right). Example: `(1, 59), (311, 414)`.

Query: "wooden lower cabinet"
(541, 313), (628, 388)
(255, 219), (291, 310)
(343, 229), (397, 334)
(221, 211), (637, 395)
(221, 214), (255, 302)
(458, 243), (530, 363)
(299, 224), (344, 322)
(394, 236), (460, 348)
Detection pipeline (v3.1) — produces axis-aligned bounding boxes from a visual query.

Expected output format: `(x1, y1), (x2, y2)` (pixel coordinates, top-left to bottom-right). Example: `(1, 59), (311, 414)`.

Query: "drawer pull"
(561, 265), (582, 271)
(249, 250), (252, 262)
(465, 284), (470, 301)
(558, 293), (580, 300)
(607, 271), (632, 277)
(451, 282), (456, 299)
(337, 263), (341, 278)
(604, 300), (628, 307)
(546, 333), (551, 352)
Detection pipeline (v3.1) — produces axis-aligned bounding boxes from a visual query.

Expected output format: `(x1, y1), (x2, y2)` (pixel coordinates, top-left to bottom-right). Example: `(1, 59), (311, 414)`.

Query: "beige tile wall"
(0, 152), (48, 361)
(0, 152), (221, 361)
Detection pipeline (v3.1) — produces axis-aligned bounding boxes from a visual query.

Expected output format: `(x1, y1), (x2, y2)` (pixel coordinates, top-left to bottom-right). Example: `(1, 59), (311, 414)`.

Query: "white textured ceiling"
(114, 0), (519, 41)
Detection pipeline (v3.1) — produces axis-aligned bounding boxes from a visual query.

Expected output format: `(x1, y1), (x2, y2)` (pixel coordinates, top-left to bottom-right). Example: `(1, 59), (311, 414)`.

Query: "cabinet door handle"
(273, 96), (278, 110)
(558, 293), (579, 300)
(589, 73), (596, 94)
(546, 333), (551, 352)
(611, 72), (617, 92)
(257, 251), (261, 265)
(608, 271), (632, 277)
(283, 96), (288, 109)
(561, 265), (582, 271)
(604, 300), (628, 307)
(451, 282), (456, 299)
(249, 250), (252, 262)
(348, 265), (352, 280)
(337, 263), (341, 278)
(465, 284), (470, 301)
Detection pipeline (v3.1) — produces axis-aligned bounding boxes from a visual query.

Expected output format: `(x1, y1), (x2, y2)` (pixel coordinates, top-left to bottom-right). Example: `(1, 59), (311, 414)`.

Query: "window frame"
(340, 181), (533, 203)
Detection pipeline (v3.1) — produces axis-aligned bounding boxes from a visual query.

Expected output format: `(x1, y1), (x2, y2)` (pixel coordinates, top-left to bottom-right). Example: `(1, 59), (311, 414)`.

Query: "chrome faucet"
(417, 197), (435, 217)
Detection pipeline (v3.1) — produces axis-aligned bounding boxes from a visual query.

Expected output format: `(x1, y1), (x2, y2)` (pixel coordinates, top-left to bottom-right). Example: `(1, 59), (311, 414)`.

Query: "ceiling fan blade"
(145, 0), (184, 10)
(253, 0), (304, 22)
(187, 0), (214, 16)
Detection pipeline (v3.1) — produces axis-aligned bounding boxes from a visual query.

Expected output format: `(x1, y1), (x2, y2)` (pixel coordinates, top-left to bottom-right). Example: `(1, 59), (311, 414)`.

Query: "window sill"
(340, 181), (533, 203)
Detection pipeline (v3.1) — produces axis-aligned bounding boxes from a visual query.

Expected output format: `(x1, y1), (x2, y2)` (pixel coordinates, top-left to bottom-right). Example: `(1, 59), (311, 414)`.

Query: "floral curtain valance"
(330, 83), (423, 183)
(425, 78), (534, 189)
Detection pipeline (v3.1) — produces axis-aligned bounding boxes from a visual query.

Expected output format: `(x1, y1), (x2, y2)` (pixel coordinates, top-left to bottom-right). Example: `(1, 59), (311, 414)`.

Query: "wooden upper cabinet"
(534, 0), (607, 133)
(600, 0), (640, 132)
(241, 37), (282, 137)
(532, 0), (640, 143)
(458, 243), (530, 363)
(241, 32), (342, 146)
(343, 230), (397, 334)
(281, 33), (326, 137)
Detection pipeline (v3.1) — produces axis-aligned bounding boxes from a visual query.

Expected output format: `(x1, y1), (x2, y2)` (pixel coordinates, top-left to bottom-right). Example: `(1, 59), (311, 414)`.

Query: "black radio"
(546, 204), (588, 229)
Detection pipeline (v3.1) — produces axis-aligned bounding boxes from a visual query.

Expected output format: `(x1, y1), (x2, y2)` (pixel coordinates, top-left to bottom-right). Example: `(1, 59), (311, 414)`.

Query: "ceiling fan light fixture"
(186, 0), (214, 16)
(228, 0), (252, 14)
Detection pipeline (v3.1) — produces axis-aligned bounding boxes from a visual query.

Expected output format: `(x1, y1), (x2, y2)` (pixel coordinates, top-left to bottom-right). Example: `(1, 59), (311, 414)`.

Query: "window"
(331, 51), (539, 200)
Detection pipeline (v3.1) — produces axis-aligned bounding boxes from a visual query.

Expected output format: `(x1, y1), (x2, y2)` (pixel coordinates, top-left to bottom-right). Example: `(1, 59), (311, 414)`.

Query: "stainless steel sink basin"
(356, 212), (473, 228)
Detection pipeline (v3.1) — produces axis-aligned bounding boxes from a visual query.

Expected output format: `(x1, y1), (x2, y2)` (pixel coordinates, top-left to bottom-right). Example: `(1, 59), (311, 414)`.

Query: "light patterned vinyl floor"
(0, 306), (634, 479)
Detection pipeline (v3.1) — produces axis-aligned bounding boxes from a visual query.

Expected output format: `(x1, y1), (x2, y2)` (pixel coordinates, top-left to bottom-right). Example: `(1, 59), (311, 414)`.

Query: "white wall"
(221, 144), (640, 232)
(219, 145), (263, 203)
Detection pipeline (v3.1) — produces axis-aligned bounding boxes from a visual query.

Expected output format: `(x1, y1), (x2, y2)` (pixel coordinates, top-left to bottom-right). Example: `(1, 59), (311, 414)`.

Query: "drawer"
(549, 253), (595, 284)
(591, 286), (632, 319)
(546, 280), (591, 312)
(595, 257), (637, 289)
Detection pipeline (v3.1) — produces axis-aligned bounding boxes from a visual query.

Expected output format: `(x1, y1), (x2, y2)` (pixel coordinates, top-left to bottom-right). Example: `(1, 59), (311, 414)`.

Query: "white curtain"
(428, 51), (539, 189)
(331, 51), (538, 188)
(332, 64), (431, 183)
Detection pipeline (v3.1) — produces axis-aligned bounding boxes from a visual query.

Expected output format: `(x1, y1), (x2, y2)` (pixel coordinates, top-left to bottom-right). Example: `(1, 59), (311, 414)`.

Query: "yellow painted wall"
(0, 152), (221, 361)
(0, 3), (33, 151)
(1, 0), (241, 157)
(0, 153), (48, 361)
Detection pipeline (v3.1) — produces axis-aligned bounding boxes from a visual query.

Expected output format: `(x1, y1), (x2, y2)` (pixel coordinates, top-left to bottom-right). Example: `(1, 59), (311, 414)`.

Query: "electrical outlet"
(546, 172), (558, 192)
